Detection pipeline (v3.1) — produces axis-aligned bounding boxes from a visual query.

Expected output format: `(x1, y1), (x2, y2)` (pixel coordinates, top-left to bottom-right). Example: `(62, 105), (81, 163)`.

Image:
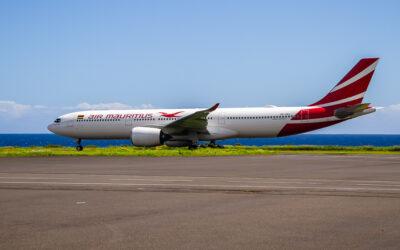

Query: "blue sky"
(0, 0), (399, 133)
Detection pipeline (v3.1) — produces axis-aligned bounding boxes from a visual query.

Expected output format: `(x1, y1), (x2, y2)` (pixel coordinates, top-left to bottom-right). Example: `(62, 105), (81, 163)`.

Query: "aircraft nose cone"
(47, 124), (55, 133)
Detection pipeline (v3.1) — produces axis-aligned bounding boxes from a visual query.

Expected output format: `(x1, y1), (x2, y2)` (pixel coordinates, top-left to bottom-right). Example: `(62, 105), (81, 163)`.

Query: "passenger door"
(300, 109), (309, 120)
(218, 115), (226, 125)
(64, 120), (74, 128)
(125, 118), (132, 127)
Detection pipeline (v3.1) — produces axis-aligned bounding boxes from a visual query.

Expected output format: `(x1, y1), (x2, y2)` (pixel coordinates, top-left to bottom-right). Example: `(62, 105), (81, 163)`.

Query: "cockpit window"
(54, 118), (61, 123)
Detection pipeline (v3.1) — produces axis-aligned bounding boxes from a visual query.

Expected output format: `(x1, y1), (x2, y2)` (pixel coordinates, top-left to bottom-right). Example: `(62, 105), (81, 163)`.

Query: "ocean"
(0, 134), (399, 147)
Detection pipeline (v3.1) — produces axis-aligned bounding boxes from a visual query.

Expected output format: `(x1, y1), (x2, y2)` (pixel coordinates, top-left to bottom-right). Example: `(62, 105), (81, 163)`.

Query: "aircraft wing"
(161, 103), (219, 135)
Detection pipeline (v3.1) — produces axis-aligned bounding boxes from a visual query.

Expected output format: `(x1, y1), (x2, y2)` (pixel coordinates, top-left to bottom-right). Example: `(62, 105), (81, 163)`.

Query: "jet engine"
(131, 127), (170, 147)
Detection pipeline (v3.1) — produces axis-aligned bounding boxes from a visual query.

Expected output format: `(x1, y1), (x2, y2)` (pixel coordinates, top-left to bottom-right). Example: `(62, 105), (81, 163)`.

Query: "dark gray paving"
(1, 155), (400, 249)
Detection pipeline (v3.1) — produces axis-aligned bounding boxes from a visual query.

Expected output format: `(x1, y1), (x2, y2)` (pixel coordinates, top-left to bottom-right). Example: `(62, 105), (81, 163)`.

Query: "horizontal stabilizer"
(334, 103), (374, 119)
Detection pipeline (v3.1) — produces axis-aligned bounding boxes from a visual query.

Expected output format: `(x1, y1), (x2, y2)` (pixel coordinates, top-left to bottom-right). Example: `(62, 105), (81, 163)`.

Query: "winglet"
(207, 103), (219, 112)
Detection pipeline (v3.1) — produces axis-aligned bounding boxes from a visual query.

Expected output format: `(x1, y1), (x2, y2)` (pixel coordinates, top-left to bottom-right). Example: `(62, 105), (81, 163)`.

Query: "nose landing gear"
(75, 139), (83, 151)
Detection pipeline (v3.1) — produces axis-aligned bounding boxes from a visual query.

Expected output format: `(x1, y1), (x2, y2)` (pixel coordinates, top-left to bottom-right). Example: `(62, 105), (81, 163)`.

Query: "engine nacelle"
(131, 127), (164, 147)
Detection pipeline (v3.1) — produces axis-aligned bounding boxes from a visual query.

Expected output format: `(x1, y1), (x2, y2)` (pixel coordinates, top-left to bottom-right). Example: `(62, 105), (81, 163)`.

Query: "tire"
(76, 145), (83, 151)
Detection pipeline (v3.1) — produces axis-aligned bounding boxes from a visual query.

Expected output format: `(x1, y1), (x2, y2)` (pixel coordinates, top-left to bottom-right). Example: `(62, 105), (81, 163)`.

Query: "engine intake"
(131, 127), (169, 147)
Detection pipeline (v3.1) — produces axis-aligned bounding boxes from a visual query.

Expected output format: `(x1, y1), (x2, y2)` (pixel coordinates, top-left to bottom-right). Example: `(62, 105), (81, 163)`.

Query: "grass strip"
(0, 145), (399, 157)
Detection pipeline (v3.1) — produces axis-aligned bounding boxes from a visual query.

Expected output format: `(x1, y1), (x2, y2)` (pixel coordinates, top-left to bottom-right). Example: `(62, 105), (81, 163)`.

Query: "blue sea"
(0, 134), (399, 147)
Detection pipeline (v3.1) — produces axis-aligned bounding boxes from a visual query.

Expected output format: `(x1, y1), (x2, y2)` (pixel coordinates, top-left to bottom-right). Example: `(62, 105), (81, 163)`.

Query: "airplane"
(48, 58), (379, 151)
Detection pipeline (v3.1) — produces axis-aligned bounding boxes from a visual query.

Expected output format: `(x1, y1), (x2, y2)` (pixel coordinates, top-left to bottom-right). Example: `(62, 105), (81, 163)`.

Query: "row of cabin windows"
(226, 115), (295, 120)
(76, 115), (295, 122)
(159, 118), (177, 120)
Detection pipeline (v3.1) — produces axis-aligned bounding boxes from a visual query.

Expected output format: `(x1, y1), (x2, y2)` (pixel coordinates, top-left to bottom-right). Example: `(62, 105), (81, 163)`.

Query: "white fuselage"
(47, 58), (379, 145)
(48, 107), (309, 141)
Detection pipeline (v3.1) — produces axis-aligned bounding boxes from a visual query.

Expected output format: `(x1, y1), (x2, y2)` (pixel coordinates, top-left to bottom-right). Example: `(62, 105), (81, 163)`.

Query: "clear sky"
(0, 0), (399, 133)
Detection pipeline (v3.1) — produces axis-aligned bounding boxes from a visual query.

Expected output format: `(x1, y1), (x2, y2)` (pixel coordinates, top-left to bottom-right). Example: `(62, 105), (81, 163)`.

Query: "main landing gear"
(208, 140), (224, 148)
(198, 140), (224, 149)
(75, 139), (83, 151)
(188, 140), (198, 150)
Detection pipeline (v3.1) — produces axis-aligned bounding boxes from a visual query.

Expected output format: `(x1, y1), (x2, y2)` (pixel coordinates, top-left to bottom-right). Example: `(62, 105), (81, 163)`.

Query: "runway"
(1, 155), (400, 249)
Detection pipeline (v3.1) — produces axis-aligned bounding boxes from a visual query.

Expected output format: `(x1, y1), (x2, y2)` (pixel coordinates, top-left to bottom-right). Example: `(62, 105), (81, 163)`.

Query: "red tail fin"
(310, 58), (379, 108)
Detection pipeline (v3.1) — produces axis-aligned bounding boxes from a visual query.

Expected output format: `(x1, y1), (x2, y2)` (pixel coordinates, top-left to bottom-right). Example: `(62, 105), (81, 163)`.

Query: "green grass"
(0, 145), (400, 157)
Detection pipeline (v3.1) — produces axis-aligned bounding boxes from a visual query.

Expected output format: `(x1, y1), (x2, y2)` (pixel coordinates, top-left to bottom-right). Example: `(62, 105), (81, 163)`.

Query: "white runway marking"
(4, 173), (400, 186)
(2, 181), (400, 193)
(226, 180), (322, 185)
(355, 183), (400, 187)
(0, 176), (74, 180)
(110, 178), (193, 182)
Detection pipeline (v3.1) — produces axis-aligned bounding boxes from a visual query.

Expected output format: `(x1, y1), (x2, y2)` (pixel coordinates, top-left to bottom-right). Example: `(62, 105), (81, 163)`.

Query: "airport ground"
(1, 155), (400, 249)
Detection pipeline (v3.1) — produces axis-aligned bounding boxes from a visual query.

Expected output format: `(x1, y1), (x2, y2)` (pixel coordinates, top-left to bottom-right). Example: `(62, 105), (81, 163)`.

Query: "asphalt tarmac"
(1, 155), (400, 249)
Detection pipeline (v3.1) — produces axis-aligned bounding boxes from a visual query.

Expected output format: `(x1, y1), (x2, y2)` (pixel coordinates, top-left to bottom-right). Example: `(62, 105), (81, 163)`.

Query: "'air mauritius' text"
(88, 113), (153, 119)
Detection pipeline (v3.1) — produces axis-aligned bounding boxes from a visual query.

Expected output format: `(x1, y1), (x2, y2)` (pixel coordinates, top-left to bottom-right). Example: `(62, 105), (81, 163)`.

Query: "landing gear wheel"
(188, 144), (198, 150)
(208, 140), (223, 148)
(75, 139), (83, 151)
(208, 140), (217, 148)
